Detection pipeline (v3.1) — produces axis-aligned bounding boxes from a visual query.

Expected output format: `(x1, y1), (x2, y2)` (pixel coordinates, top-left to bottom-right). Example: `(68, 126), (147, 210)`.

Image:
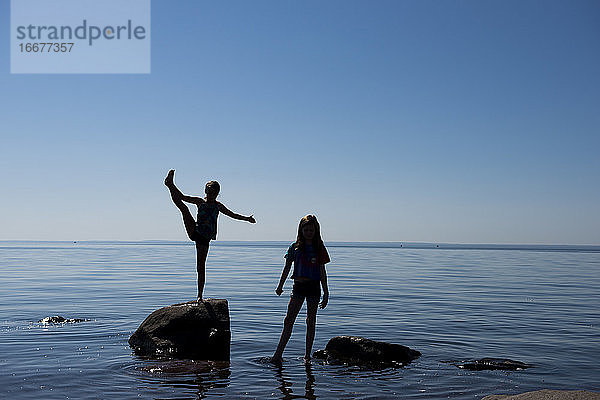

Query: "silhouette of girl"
(272, 214), (330, 363)
(164, 169), (255, 301)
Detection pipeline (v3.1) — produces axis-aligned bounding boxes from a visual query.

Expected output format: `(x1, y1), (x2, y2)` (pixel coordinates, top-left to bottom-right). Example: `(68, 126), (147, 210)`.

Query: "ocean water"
(1, 241), (599, 399)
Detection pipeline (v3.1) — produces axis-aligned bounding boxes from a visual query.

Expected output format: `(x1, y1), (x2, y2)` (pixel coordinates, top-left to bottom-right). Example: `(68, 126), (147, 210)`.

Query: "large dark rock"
(129, 299), (230, 360)
(446, 358), (534, 371)
(313, 336), (421, 368)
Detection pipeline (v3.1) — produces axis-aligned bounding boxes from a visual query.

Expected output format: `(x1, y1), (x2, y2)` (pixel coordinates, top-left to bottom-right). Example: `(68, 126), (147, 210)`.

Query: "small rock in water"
(445, 358), (534, 371)
(313, 336), (421, 368)
(39, 316), (87, 324)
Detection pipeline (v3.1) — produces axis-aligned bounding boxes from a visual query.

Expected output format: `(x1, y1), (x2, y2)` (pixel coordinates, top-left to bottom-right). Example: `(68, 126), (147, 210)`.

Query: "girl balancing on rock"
(164, 170), (255, 301)
(272, 214), (330, 364)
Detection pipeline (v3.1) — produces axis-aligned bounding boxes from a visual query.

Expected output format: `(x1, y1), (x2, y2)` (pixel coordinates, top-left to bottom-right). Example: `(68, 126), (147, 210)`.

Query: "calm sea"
(1, 241), (599, 399)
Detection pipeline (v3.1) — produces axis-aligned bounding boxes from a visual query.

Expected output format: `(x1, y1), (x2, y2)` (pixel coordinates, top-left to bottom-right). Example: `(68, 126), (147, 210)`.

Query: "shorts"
(291, 280), (321, 304)
(191, 230), (211, 246)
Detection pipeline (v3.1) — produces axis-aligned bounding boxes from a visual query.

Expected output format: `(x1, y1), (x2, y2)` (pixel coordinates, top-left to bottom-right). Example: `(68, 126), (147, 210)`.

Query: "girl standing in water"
(272, 214), (330, 363)
(164, 169), (255, 301)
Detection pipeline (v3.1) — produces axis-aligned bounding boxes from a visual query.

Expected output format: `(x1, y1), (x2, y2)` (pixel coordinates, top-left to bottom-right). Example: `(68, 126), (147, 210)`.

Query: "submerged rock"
(313, 336), (421, 368)
(39, 316), (87, 324)
(129, 299), (230, 360)
(446, 358), (534, 371)
(482, 389), (600, 399)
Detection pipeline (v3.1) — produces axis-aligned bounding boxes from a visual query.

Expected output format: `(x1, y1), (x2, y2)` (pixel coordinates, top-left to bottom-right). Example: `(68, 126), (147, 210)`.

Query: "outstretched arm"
(319, 265), (329, 309)
(181, 194), (204, 205)
(275, 259), (293, 295)
(218, 202), (256, 223)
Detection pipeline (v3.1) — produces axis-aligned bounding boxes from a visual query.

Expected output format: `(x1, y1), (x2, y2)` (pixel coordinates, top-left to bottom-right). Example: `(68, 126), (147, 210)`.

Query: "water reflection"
(275, 361), (316, 400)
(137, 359), (231, 398)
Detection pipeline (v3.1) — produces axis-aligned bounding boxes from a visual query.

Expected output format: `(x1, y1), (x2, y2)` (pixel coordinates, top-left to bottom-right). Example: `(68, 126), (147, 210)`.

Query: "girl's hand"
(247, 215), (256, 223)
(320, 293), (329, 309)
(275, 287), (283, 296)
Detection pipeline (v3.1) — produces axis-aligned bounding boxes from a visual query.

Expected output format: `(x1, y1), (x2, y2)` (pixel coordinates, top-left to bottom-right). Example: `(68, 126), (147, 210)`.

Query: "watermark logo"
(11, 0), (151, 74)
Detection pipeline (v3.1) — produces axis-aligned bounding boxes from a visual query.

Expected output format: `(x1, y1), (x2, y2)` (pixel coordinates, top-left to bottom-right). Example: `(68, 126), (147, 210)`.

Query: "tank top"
(196, 201), (220, 240)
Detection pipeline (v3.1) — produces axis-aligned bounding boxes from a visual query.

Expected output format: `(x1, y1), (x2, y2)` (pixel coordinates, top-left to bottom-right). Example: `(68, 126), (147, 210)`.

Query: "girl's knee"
(306, 308), (317, 325)
(284, 315), (294, 326)
(284, 313), (297, 327)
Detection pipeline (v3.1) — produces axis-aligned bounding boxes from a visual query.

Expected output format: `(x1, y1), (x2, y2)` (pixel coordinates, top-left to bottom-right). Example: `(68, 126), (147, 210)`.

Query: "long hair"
(295, 214), (324, 254)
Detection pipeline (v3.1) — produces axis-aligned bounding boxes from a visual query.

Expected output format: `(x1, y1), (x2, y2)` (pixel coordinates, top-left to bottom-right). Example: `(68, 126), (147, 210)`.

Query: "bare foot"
(164, 169), (175, 187)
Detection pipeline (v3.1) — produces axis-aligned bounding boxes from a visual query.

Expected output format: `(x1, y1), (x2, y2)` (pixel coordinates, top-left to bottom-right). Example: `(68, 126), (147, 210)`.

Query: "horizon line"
(1, 239), (599, 249)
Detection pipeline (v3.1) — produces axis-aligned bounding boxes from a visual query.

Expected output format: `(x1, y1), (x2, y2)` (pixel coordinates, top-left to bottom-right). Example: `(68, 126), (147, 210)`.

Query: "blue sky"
(1, 0), (599, 244)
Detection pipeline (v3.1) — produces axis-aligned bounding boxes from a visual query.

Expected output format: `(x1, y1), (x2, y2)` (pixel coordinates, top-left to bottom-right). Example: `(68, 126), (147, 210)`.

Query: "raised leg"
(165, 170), (196, 240)
(272, 296), (304, 363)
(305, 300), (319, 360)
(196, 243), (209, 301)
